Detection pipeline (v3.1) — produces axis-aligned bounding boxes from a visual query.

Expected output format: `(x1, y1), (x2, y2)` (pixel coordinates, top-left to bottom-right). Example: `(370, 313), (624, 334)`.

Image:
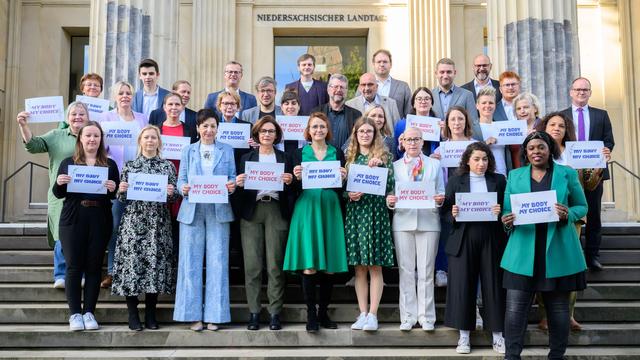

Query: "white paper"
(126, 173), (168, 203)
(101, 121), (140, 146)
(395, 181), (436, 209)
(161, 135), (191, 160)
(480, 120), (527, 145)
(216, 122), (251, 148)
(346, 164), (388, 196)
(301, 161), (342, 189)
(76, 95), (110, 120)
(188, 175), (229, 203)
(455, 192), (497, 222)
(406, 114), (441, 142)
(439, 141), (476, 168)
(563, 141), (606, 169)
(511, 190), (559, 225)
(66, 165), (108, 194)
(244, 161), (285, 191)
(276, 115), (307, 141)
(25, 96), (65, 123)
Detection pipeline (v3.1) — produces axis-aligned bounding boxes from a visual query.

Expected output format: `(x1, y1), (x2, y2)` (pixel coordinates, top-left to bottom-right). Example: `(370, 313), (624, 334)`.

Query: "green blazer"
(501, 163), (588, 278)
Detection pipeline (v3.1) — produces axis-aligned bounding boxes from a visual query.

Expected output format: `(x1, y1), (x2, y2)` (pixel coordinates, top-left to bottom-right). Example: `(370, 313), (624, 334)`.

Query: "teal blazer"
(501, 163), (588, 278)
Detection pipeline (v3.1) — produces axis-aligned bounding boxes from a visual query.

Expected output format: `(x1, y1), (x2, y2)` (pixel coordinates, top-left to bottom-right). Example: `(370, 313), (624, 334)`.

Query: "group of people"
(17, 50), (614, 360)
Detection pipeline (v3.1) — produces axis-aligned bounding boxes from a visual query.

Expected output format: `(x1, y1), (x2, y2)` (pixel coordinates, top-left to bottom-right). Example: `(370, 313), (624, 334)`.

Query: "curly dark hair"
(521, 131), (561, 165)
(456, 141), (496, 175)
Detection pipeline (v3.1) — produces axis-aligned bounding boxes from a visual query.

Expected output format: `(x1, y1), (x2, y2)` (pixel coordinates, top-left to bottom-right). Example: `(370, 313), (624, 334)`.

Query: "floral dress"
(111, 155), (179, 296)
(345, 153), (395, 267)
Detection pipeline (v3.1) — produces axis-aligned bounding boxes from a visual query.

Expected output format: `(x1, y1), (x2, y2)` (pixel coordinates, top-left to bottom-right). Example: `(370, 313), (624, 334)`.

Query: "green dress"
(345, 153), (395, 267)
(283, 145), (348, 273)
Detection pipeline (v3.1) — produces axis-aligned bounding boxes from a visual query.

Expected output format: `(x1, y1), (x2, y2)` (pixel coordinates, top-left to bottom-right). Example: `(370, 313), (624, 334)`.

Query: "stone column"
(487, 0), (580, 113)
(408, 0), (451, 89)
(89, 0), (179, 98)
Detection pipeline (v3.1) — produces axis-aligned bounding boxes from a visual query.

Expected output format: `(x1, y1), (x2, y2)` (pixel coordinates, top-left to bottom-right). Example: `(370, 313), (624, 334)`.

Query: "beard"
(475, 70), (489, 81)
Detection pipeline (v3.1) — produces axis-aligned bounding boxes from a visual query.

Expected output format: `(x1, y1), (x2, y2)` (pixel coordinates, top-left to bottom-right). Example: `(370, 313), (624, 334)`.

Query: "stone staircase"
(0, 223), (639, 359)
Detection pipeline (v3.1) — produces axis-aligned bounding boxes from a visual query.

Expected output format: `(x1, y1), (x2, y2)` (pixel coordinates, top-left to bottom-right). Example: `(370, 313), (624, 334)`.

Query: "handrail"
(1, 161), (48, 223)
(608, 160), (640, 204)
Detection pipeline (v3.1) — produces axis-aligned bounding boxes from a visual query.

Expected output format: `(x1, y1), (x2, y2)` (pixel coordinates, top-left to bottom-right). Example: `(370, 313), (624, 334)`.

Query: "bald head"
(359, 73), (378, 102)
(472, 54), (492, 83)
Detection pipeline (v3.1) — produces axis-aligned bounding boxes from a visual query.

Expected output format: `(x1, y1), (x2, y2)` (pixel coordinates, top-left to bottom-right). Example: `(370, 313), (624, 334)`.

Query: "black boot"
(269, 313), (282, 330)
(126, 296), (143, 331)
(301, 273), (318, 332)
(247, 313), (260, 330)
(144, 293), (159, 330)
(318, 273), (337, 329)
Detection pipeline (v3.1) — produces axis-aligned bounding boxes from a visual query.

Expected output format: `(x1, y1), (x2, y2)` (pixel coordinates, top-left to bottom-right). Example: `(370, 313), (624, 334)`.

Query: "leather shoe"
(100, 275), (112, 288)
(588, 259), (603, 271)
(247, 313), (260, 330)
(269, 314), (282, 330)
(538, 318), (548, 331)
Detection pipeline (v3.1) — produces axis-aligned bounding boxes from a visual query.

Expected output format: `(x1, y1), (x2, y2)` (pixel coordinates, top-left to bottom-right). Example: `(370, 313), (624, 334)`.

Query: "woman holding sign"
(234, 116), (295, 331)
(17, 101), (91, 289)
(52, 121), (119, 331)
(501, 131), (588, 359)
(386, 127), (445, 332)
(344, 117), (394, 331)
(112, 125), (178, 331)
(441, 142), (507, 354)
(284, 112), (348, 332)
(173, 109), (236, 332)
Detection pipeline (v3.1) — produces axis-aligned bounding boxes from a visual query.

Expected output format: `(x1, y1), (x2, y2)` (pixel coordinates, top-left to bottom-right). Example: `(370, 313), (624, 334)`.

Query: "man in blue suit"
(131, 58), (169, 118)
(203, 61), (257, 119)
(285, 54), (328, 116)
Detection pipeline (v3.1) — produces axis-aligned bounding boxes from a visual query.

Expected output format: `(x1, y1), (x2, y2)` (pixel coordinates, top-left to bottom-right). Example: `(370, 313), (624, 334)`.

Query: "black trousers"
(584, 181), (604, 261)
(505, 289), (570, 360)
(59, 206), (111, 315)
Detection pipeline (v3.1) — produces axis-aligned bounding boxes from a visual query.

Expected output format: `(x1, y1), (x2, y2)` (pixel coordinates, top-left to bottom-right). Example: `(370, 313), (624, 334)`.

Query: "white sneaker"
(53, 279), (65, 289)
(399, 320), (414, 331)
(493, 336), (506, 354)
(420, 321), (435, 331)
(351, 312), (368, 330)
(345, 276), (356, 287)
(69, 313), (84, 331)
(435, 270), (448, 287)
(82, 312), (99, 330)
(456, 337), (471, 354)
(362, 313), (378, 331)
(475, 306), (484, 330)
(81, 277), (85, 288)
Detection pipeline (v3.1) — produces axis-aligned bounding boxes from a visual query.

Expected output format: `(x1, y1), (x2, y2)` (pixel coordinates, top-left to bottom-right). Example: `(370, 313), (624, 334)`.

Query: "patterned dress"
(111, 155), (179, 296)
(345, 153), (395, 267)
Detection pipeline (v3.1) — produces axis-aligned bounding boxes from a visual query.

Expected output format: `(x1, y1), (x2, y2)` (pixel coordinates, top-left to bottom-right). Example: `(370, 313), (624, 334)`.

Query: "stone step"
(0, 323), (637, 348)
(1, 347), (639, 359)
(0, 301), (637, 324)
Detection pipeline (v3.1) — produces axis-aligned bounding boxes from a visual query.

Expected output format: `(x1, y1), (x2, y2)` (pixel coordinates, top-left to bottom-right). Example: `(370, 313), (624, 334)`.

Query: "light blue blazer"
(176, 141), (236, 224)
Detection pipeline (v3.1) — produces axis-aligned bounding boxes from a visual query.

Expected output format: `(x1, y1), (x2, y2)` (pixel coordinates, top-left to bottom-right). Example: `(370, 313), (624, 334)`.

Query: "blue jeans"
(53, 240), (66, 281)
(108, 199), (126, 274)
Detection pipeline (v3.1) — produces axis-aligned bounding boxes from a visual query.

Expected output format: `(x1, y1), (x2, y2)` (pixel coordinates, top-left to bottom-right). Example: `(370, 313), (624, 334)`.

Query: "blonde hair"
(345, 117), (390, 168)
(363, 105), (392, 137)
(136, 125), (163, 157)
(110, 80), (135, 110)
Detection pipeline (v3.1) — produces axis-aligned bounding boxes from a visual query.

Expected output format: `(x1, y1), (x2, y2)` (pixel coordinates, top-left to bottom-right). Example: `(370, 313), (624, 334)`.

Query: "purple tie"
(578, 107), (585, 141)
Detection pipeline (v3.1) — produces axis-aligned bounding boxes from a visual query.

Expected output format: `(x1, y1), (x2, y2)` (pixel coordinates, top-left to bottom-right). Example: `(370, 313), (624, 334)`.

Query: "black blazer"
(561, 105), (615, 180)
(441, 172), (507, 257)
(232, 149), (296, 221)
(149, 107), (199, 144)
(461, 78), (502, 103)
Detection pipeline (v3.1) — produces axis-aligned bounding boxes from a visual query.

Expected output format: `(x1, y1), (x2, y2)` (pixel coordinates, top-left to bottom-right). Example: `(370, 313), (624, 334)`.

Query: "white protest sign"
(161, 135), (190, 160)
(67, 165), (108, 194)
(25, 96), (65, 123)
(101, 121), (140, 146)
(406, 114), (441, 142)
(276, 116), (307, 141)
(188, 175), (228, 203)
(480, 120), (527, 145)
(216, 122), (251, 148)
(455, 192), (497, 222)
(563, 141), (606, 169)
(126, 173), (168, 203)
(244, 161), (285, 191)
(76, 95), (110, 120)
(346, 164), (388, 196)
(511, 190), (559, 225)
(302, 161), (342, 189)
(439, 141), (476, 168)
(395, 181), (436, 209)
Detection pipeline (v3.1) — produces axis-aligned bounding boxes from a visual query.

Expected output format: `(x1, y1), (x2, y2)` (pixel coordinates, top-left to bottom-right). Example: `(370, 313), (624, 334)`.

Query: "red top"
(162, 123), (185, 219)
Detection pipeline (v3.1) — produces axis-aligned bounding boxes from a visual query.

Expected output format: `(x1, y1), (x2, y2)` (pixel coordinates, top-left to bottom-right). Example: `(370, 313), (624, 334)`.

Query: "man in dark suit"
(131, 58), (169, 118)
(311, 73), (361, 149)
(461, 54), (502, 103)
(561, 77), (615, 271)
(148, 80), (198, 143)
(372, 49), (412, 118)
(285, 54), (328, 116)
(203, 61), (257, 119)
(494, 71), (521, 122)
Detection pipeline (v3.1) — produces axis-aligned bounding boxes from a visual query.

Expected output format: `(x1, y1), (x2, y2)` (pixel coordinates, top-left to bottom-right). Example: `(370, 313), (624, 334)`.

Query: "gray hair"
(65, 101), (90, 121)
(476, 87), (496, 103)
(255, 76), (277, 91)
(513, 92), (542, 117)
(329, 73), (348, 88)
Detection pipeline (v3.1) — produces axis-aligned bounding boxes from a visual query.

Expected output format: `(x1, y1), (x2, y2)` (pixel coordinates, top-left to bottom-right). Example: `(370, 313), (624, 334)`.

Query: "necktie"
(578, 107), (585, 141)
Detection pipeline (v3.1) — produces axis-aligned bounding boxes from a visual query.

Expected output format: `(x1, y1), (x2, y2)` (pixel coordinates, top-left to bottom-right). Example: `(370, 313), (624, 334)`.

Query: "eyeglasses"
(572, 88), (591, 93)
(258, 89), (275, 94)
(225, 70), (241, 75)
(473, 63), (491, 68)
(501, 82), (520, 88)
(259, 129), (276, 135)
(359, 83), (376, 88)
(357, 129), (374, 135)
(329, 85), (346, 90)
(415, 97), (432, 103)
(404, 137), (422, 144)
(221, 102), (238, 107)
